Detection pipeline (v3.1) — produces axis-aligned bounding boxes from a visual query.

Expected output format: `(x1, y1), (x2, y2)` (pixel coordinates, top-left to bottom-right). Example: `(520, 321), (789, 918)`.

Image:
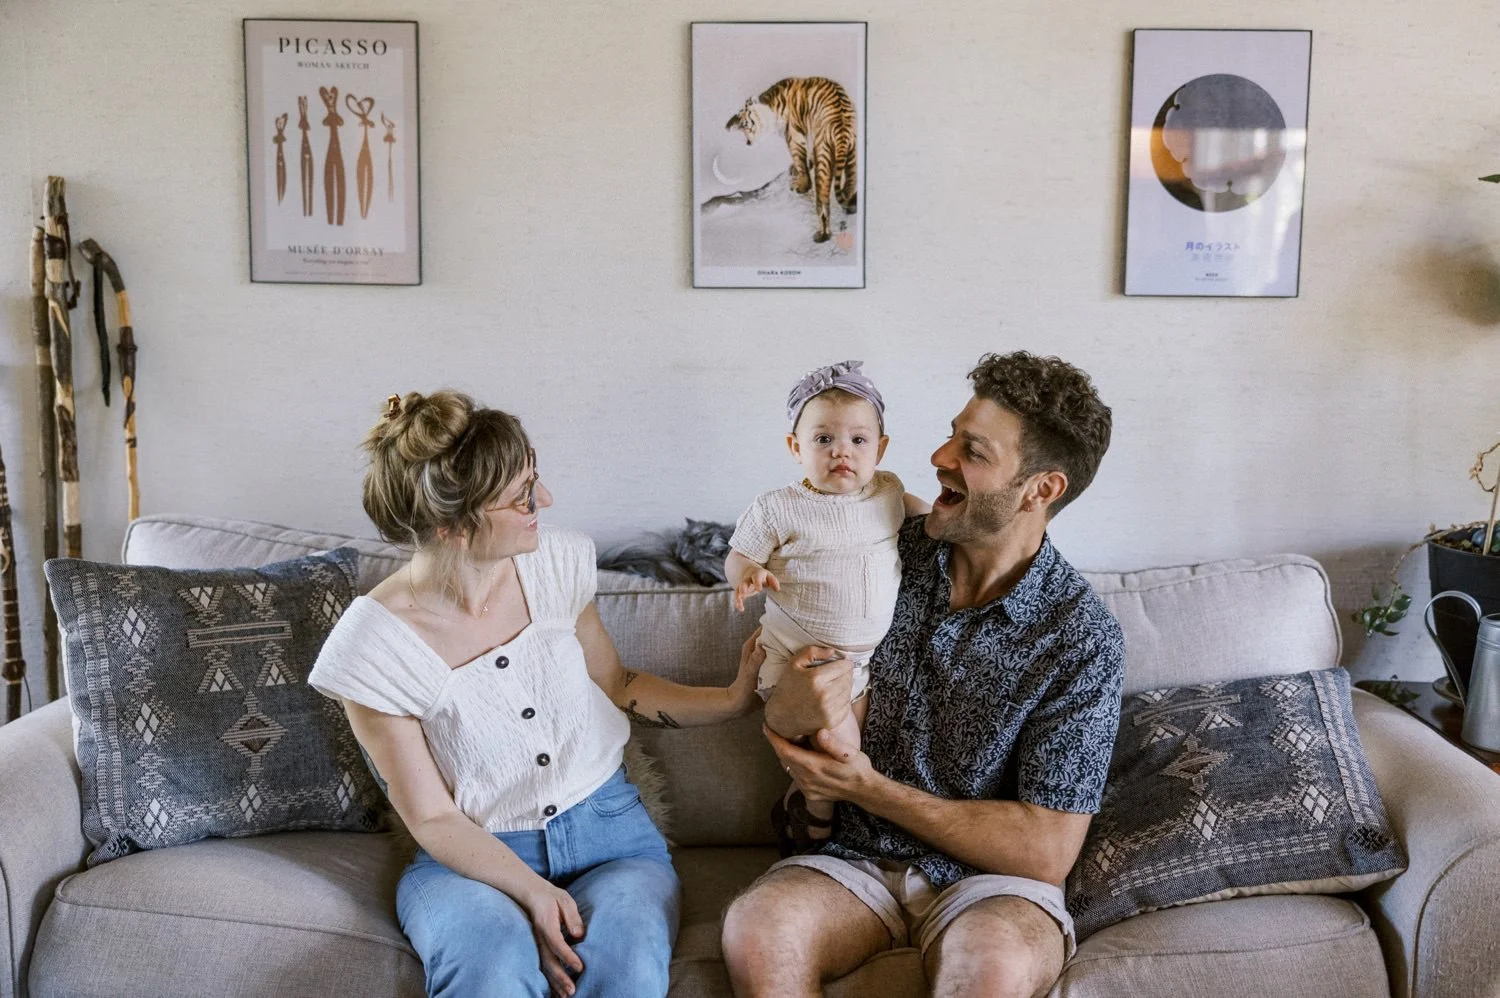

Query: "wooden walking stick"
(273, 112), (289, 205)
(79, 239), (141, 521)
(29, 227), (60, 702)
(0, 444), (25, 723)
(319, 86), (346, 226)
(79, 241), (141, 522)
(381, 114), (396, 202)
(346, 94), (376, 220)
(297, 96), (314, 217)
(44, 176), (82, 564)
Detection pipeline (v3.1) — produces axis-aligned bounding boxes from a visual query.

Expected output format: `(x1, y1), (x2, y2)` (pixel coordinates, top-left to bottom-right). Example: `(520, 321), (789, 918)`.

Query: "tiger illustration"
(725, 77), (857, 243)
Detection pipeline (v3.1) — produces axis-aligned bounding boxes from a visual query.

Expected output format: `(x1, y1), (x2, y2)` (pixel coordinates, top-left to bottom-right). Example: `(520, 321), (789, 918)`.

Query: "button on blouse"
(309, 526), (631, 833)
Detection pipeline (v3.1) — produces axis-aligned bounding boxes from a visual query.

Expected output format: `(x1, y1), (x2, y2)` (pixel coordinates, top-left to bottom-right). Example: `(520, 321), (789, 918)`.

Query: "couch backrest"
(121, 515), (1342, 847)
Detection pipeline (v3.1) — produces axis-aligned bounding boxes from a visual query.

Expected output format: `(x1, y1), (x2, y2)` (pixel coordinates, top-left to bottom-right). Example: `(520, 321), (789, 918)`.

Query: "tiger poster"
(692, 22), (867, 289)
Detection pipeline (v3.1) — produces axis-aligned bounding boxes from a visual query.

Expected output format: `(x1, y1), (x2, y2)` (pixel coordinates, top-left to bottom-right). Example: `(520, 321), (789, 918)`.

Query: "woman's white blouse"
(309, 526), (629, 832)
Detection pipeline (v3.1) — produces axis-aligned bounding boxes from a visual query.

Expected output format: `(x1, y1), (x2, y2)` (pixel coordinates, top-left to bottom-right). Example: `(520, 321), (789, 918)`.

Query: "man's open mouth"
(936, 484), (967, 507)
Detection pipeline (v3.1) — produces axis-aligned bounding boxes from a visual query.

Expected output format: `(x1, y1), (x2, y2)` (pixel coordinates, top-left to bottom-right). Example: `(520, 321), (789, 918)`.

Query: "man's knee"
(721, 869), (836, 977)
(926, 897), (1064, 998)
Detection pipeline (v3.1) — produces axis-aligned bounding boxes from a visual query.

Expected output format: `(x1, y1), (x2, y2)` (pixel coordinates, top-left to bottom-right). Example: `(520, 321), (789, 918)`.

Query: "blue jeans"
(396, 767), (680, 998)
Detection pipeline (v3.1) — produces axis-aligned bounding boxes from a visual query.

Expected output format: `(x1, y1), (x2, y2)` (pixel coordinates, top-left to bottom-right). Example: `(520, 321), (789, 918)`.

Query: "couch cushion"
(1054, 893), (1389, 997)
(29, 831), (424, 998)
(1088, 555), (1340, 695)
(45, 550), (387, 866)
(1066, 669), (1406, 939)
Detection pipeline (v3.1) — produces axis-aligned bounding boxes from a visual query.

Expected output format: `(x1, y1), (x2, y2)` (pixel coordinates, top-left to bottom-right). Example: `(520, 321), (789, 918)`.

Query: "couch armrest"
(0, 701), (87, 998)
(1354, 689), (1500, 998)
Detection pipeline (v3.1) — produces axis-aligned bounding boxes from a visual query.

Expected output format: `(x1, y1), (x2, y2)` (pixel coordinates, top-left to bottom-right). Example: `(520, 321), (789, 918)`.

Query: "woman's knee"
(398, 867), (546, 997)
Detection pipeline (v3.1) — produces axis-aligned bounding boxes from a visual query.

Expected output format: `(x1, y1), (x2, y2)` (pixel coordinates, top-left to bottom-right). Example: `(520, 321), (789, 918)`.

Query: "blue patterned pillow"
(1065, 668), (1406, 939)
(46, 549), (387, 866)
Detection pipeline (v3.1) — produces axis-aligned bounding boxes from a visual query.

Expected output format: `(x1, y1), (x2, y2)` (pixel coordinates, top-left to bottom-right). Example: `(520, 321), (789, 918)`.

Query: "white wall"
(3, 0), (1499, 716)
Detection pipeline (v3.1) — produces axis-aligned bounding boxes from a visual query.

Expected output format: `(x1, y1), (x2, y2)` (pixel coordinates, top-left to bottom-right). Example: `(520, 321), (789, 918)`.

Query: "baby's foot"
(772, 787), (834, 857)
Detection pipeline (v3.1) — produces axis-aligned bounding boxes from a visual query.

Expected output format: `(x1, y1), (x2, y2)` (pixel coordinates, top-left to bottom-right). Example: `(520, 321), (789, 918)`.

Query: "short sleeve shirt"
(823, 516), (1126, 889)
(308, 526), (629, 832)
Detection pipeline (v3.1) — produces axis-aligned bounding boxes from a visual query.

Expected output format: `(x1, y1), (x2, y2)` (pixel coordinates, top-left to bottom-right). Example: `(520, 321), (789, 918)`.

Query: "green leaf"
(1482, 175), (1500, 183)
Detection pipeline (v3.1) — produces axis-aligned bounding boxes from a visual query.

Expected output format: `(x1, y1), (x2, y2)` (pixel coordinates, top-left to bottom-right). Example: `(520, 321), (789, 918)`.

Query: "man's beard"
(926, 478), (1024, 545)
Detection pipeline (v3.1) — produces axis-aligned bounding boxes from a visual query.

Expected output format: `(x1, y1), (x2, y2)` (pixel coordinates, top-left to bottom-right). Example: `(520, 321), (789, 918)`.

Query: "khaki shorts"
(769, 853), (1077, 959)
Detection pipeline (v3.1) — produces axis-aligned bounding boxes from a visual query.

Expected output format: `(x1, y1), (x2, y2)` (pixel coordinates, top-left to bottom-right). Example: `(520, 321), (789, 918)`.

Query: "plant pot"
(1427, 534), (1500, 691)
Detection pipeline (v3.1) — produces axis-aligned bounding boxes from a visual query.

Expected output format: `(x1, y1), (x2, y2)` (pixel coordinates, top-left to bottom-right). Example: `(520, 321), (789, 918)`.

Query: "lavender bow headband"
(786, 360), (886, 431)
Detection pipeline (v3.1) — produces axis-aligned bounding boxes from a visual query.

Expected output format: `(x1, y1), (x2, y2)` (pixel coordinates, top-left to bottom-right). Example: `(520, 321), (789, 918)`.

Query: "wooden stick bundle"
(29, 226), (60, 701)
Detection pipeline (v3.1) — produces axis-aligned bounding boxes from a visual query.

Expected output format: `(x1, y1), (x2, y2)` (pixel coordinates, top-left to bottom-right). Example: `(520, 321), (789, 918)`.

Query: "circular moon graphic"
(710, 155), (740, 189)
(1150, 74), (1288, 213)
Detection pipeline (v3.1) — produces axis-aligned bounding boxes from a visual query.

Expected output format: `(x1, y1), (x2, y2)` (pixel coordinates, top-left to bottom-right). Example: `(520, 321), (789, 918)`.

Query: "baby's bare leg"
(797, 708), (862, 839)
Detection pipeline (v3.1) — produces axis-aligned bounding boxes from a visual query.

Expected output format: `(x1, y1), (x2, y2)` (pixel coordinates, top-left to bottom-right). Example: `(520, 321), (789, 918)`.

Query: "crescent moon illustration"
(711, 155), (740, 189)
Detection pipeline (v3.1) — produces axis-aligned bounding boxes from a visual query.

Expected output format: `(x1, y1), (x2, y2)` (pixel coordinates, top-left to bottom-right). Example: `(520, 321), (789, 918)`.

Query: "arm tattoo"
(622, 670), (639, 687)
(619, 699), (681, 729)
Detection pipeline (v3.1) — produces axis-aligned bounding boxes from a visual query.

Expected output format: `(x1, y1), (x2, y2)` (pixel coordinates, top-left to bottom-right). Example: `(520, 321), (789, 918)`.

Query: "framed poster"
(244, 19), (421, 285)
(692, 21), (867, 289)
(1124, 29), (1311, 297)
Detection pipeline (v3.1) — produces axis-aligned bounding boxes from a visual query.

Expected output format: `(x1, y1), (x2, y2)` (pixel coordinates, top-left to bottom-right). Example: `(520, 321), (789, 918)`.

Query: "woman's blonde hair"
(362, 391), (532, 602)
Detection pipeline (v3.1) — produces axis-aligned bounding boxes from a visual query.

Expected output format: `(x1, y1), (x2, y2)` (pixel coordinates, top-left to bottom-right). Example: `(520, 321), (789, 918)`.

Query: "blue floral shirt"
(823, 516), (1125, 889)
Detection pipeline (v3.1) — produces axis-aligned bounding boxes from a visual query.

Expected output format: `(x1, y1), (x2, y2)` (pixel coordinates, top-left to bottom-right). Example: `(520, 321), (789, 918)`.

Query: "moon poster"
(244, 19), (421, 285)
(1124, 29), (1311, 297)
(692, 22), (867, 289)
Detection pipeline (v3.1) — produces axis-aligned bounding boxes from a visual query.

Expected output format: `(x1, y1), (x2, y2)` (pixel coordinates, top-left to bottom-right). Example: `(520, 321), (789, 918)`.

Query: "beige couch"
(4, 515), (1500, 998)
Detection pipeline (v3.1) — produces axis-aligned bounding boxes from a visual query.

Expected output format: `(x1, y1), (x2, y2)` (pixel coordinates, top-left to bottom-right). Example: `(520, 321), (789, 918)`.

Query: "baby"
(726, 360), (927, 853)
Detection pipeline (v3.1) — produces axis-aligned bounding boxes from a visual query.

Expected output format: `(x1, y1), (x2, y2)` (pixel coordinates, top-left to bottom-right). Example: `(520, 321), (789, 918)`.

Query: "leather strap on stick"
(79, 238), (141, 522)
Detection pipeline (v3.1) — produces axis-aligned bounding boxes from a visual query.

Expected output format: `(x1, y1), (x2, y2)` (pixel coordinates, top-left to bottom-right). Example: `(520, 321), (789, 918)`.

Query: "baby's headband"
(786, 360), (885, 431)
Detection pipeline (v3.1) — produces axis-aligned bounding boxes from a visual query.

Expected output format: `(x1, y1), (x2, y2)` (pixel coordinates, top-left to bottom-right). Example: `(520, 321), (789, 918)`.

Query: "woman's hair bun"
(369, 390), (473, 463)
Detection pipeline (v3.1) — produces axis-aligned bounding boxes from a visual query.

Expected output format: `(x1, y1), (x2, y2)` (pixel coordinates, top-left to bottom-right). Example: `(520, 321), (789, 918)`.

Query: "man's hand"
(762, 646), (852, 740)
(733, 566), (781, 612)
(764, 724), (878, 806)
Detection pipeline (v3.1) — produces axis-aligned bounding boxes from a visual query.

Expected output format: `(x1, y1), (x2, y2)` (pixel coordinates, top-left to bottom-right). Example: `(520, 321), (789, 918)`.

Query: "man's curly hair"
(968, 351), (1111, 517)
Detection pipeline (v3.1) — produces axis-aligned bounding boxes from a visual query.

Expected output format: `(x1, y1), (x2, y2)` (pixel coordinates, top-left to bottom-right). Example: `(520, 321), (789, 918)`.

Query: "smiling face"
(468, 455), (553, 561)
(787, 394), (888, 495)
(926, 397), (1039, 545)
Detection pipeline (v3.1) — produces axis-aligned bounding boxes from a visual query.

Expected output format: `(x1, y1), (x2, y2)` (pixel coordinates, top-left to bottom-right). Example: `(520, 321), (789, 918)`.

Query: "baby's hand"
(734, 567), (781, 612)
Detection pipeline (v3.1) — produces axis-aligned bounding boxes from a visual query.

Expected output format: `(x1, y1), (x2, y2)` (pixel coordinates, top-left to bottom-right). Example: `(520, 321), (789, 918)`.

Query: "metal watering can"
(1424, 590), (1500, 752)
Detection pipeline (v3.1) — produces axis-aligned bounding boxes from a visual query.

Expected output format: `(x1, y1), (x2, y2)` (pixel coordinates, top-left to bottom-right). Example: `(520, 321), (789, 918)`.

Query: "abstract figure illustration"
(1149, 73), (1289, 213)
(272, 113), (288, 205)
(725, 77), (857, 243)
(296, 96), (314, 217)
(345, 93), (377, 220)
(381, 113), (397, 202)
(319, 86), (346, 226)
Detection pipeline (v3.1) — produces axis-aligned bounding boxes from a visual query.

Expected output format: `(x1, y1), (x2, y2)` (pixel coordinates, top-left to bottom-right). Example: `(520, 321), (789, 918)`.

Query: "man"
(721, 351), (1124, 998)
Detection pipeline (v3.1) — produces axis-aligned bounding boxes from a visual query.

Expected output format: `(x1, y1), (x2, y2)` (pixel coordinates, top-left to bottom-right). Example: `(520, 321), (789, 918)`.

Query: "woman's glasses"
(494, 450), (540, 514)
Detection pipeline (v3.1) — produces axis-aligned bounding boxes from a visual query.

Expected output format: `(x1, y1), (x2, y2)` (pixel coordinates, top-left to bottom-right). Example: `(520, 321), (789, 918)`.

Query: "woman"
(309, 391), (763, 998)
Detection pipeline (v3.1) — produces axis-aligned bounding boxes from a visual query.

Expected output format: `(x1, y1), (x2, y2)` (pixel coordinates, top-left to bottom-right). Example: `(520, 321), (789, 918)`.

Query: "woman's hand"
(517, 877), (586, 997)
(725, 629), (767, 716)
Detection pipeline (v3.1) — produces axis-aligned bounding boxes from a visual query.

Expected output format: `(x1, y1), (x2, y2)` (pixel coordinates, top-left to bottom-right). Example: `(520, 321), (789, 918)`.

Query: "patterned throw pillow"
(1065, 668), (1406, 939)
(46, 549), (386, 866)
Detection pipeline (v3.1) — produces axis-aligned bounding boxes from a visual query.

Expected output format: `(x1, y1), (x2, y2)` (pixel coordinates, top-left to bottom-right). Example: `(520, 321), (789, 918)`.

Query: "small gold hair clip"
(384, 394), (402, 420)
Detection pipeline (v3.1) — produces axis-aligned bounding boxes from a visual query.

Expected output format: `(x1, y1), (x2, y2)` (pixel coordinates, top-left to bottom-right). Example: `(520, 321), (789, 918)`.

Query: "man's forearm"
(852, 773), (1086, 886)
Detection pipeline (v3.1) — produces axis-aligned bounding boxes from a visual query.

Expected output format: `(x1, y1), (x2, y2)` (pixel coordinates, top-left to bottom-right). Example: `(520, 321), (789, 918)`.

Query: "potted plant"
(1356, 440), (1500, 695)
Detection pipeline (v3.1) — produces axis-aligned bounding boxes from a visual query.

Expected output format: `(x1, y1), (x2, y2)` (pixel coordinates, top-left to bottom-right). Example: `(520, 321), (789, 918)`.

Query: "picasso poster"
(244, 19), (421, 284)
